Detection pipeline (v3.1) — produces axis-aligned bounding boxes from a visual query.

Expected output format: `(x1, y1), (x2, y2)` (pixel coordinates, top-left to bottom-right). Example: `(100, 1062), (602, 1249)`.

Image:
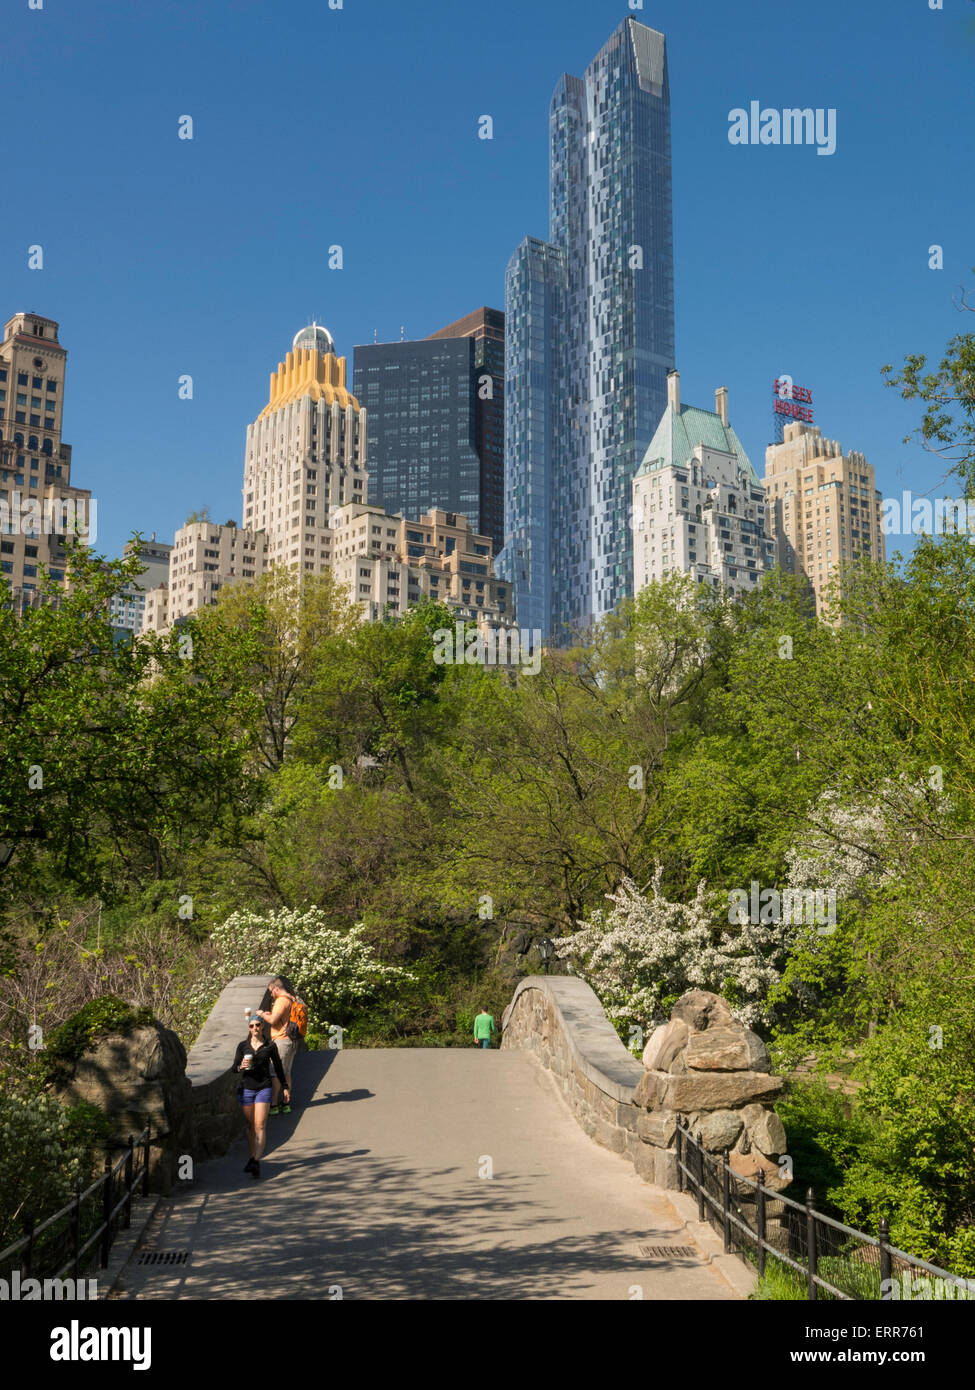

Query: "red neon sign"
(773, 377), (814, 424)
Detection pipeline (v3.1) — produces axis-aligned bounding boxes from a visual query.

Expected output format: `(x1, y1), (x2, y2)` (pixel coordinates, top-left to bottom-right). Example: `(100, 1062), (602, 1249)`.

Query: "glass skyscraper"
(499, 18), (675, 639)
(353, 308), (505, 556)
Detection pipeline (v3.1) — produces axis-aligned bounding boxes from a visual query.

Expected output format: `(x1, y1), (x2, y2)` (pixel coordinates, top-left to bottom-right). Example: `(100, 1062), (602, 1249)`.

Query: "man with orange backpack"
(257, 976), (307, 1114)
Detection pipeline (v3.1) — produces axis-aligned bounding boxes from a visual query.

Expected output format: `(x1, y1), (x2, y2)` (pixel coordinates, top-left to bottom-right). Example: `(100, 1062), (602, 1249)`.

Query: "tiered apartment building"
(243, 323), (367, 573)
(764, 422), (885, 618)
(330, 504), (510, 624)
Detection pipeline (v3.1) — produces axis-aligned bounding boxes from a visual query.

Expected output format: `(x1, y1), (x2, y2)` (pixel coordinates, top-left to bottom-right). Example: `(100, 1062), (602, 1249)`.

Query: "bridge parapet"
(502, 978), (787, 1194)
(501, 977), (655, 1174)
(184, 974), (273, 1160)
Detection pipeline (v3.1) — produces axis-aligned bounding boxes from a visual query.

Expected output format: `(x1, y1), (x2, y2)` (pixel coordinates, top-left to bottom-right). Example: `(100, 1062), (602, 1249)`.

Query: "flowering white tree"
(189, 907), (413, 1030)
(785, 779), (934, 904)
(552, 869), (791, 1033)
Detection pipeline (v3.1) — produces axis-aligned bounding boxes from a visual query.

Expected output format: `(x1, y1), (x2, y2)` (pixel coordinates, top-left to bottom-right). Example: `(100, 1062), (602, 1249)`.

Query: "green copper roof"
(636, 403), (758, 483)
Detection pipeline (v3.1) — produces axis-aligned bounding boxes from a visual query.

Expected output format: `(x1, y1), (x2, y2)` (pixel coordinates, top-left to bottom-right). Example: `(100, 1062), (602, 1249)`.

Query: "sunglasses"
(248, 1023), (262, 1030)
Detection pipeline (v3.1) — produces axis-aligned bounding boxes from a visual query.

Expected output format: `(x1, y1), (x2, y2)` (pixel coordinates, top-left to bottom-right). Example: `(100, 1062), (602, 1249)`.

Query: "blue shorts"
(239, 1086), (272, 1106)
(479, 1038), (491, 1049)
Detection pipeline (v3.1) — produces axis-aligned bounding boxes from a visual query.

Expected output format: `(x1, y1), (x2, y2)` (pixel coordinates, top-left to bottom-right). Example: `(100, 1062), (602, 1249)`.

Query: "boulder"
(686, 1026), (770, 1073)
(642, 1018), (688, 1071)
(55, 1023), (190, 1141)
(660, 1070), (784, 1112)
(733, 1125), (752, 1155)
(670, 990), (735, 1033)
(728, 1147), (791, 1193)
(741, 1103), (787, 1158)
(697, 1109), (744, 1153)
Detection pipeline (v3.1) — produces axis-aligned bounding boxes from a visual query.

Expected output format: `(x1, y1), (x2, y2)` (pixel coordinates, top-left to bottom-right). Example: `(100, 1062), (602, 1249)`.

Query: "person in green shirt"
(473, 1008), (496, 1049)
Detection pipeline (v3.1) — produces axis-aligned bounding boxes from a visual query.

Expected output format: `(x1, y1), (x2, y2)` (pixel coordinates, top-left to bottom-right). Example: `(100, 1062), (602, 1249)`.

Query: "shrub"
(189, 907), (415, 1033)
(0, 1095), (112, 1247)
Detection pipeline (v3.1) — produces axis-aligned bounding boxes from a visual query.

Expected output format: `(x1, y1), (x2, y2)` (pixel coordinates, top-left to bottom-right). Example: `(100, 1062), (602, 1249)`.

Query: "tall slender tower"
(242, 324), (368, 572)
(0, 312), (93, 613)
(500, 18), (675, 639)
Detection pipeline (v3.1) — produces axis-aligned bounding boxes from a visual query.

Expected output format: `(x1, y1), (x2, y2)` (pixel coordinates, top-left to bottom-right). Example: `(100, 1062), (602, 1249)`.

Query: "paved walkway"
(114, 1049), (740, 1301)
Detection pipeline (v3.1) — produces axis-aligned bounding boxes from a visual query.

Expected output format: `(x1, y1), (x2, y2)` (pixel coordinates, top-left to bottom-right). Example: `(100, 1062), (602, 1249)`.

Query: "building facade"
(243, 323), (367, 574)
(0, 312), (94, 611)
(110, 536), (173, 634)
(764, 422), (886, 618)
(499, 239), (565, 637)
(330, 503), (511, 625)
(352, 308), (505, 555)
(632, 374), (775, 597)
(425, 307), (505, 555)
(140, 521), (267, 633)
(500, 18), (675, 640)
(144, 325), (510, 636)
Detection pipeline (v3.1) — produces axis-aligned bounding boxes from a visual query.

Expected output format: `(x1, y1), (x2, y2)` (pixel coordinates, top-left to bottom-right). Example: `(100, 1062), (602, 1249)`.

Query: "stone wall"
(54, 975), (273, 1193)
(502, 978), (788, 1197)
(183, 974), (274, 1164)
(501, 977), (667, 1182)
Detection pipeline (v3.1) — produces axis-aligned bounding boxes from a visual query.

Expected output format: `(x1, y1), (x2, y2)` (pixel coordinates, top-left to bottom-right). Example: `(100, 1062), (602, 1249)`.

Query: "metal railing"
(675, 1118), (968, 1301)
(0, 1122), (151, 1285)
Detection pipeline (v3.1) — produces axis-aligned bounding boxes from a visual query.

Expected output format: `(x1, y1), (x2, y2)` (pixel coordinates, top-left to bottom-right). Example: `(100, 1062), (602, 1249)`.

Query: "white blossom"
(188, 907), (413, 1029)
(552, 868), (791, 1034)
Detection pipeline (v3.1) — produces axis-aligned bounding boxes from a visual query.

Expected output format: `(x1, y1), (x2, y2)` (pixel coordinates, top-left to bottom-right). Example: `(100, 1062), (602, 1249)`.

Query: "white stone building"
(242, 323), (367, 574)
(141, 520), (267, 632)
(632, 373), (775, 598)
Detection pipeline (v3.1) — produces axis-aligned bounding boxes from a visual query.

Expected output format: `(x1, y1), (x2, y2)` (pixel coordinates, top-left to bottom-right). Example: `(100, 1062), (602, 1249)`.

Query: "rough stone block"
(654, 1147), (679, 1189)
(633, 1069), (665, 1110)
(741, 1103), (787, 1157)
(729, 1148), (790, 1193)
(670, 989), (735, 1032)
(624, 1133), (644, 1163)
(615, 1102), (641, 1132)
(641, 1018), (688, 1071)
(637, 1110), (677, 1148)
(632, 1143), (657, 1182)
(686, 1027), (770, 1073)
(662, 1070), (783, 1112)
(696, 1109), (744, 1153)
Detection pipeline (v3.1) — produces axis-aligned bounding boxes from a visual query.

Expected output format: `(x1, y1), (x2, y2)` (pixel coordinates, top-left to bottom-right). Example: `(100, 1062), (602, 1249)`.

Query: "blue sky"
(4, 0), (974, 561)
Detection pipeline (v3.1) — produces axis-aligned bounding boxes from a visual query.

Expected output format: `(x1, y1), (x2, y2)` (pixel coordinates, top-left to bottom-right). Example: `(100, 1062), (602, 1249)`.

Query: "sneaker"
(244, 1157), (257, 1174)
(280, 1103), (291, 1114)
(268, 1105), (281, 1116)
(251, 1160), (261, 1180)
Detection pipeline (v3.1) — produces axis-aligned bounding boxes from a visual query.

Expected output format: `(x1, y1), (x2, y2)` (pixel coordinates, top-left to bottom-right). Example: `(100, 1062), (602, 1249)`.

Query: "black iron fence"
(0, 1123), (151, 1287)
(675, 1117), (971, 1301)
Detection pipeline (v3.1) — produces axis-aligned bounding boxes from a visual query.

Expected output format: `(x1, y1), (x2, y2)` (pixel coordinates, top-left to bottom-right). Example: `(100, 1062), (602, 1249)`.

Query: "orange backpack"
(286, 995), (308, 1040)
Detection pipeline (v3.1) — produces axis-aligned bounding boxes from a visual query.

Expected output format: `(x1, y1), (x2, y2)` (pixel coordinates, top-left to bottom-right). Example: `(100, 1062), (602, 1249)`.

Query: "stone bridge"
(84, 975), (778, 1300)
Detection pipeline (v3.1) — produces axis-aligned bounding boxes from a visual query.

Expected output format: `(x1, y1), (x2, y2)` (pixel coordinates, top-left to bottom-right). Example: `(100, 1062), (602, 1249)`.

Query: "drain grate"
(638, 1244), (696, 1259)
(135, 1250), (190, 1267)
